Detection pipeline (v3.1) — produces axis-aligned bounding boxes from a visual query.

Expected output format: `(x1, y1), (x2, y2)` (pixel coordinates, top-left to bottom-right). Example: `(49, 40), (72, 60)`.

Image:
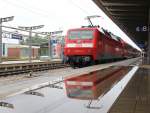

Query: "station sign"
(11, 34), (23, 40)
(2, 31), (23, 40)
(137, 43), (145, 48)
(136, 25), (149, 32)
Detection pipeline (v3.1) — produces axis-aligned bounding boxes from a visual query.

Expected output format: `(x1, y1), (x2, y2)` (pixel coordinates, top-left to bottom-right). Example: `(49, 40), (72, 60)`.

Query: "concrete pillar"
(148, 8), (150, 63)
(48, 36), (51, 59)
(0, 22), (2, 63)
(29, 30), (32, 63)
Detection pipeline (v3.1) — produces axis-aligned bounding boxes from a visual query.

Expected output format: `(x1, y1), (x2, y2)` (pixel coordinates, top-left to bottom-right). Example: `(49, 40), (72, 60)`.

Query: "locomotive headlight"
(84, 56), (90, 61)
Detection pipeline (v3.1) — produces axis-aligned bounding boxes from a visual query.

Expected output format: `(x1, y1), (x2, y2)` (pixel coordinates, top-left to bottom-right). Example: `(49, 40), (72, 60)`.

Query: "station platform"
(109, 60), (150, 113)
(0, 57), (140, 100)
(1, 57), (150, 113)
(0, 57), (145, 113)
(0, 60), (42, 64)
(0, 59), (62, 64)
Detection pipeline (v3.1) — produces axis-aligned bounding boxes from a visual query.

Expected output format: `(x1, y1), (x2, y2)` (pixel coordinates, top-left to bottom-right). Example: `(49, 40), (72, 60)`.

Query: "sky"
(0, 0), (141, 51)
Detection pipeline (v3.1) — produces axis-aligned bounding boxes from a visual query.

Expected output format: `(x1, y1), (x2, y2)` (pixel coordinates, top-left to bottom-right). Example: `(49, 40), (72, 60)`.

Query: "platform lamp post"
(0, 16), (14, 63)
(41, 30), (63, 60)
(18, 25), (44, 63)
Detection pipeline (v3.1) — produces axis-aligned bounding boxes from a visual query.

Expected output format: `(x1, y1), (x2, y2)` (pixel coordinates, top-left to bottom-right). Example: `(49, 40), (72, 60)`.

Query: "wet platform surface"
(0, 65), (139, 113)
(109, 61), (150, 113)
(109, 68), (150, 113)
(1, 57), (148, 113)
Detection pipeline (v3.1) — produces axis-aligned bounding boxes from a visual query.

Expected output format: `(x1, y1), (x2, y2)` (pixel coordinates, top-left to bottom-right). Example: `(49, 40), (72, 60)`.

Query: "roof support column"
(148, 8), (150, 63)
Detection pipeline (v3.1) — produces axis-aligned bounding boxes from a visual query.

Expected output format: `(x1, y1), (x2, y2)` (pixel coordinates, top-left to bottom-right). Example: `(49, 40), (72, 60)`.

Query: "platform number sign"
(136, 26), (148, 32)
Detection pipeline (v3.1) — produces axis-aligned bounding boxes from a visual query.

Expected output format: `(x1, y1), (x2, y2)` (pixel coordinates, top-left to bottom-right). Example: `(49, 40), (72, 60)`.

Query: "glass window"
(80, 30), (93, 39)
(68, 30), (93, 39)
(68, 31), (79, 39)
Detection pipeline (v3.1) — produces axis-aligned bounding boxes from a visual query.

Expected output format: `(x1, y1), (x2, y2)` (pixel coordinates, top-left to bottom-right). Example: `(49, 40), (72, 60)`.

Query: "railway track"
(0, 57), (141, 77)
(0, 61), (69, 76)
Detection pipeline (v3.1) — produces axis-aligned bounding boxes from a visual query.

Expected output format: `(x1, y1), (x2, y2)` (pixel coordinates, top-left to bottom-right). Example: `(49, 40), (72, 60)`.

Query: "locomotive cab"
(64, 28), (99, 67)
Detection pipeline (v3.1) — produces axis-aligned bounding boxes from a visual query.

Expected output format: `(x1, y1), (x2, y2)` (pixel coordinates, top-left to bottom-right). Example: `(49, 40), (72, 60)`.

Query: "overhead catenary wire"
(0, 0), (58, 27)
(67, 0), (90, 15)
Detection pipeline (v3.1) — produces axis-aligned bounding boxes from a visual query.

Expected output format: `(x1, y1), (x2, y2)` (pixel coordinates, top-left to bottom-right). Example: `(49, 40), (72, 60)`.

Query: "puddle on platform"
(0, 66), (139, 113)
(64, 66), (130, 100)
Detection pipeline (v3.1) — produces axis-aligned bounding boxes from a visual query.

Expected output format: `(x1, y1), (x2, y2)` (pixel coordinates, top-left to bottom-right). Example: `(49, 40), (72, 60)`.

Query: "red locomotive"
(64, 26), (139, 67)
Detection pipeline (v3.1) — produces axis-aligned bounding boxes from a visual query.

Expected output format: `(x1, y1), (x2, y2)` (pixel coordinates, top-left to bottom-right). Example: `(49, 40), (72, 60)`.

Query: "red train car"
(64, 27), (140, 67)
(64, 27), (128, 67)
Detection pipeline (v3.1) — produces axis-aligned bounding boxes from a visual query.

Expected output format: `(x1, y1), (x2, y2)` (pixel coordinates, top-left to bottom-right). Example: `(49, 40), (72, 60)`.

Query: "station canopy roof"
(93, 0), (149, 49)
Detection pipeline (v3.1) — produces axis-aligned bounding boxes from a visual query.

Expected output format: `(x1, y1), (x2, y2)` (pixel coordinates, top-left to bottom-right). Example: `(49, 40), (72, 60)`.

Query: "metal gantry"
(18, 25), (44, 63)
(0, 16), (14, 63)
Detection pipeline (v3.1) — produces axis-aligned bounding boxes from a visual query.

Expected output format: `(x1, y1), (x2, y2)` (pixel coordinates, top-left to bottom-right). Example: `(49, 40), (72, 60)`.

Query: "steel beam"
(109, 11), (146, 15)
(107, 8), (146, 12)
(101, 1), (146, 7)
(110, 13), (146, 17)
(107, 6), (147, 11)
(113, 16), (146, 20)
(92, 0), (129, 36)
(102, 3), (145, 7)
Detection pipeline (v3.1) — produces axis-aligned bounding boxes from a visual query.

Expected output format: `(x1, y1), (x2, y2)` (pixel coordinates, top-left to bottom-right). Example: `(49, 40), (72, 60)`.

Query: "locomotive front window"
(80, 30), (93, 39)
(68, 31), (80, 39)
(68, 30), (93, 39)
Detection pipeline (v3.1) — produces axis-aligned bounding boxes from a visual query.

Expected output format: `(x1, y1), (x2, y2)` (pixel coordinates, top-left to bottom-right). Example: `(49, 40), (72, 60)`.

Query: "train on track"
(63, 26), (140, 68)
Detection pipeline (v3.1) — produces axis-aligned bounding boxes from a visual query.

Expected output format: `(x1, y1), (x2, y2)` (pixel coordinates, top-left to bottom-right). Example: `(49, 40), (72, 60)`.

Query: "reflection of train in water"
(64, 66), (129, 100)
(64, 27), (139, 67)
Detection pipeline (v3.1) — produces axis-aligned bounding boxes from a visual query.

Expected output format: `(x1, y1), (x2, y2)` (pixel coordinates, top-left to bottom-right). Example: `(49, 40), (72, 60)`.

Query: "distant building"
(2, 43), (40, 60)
